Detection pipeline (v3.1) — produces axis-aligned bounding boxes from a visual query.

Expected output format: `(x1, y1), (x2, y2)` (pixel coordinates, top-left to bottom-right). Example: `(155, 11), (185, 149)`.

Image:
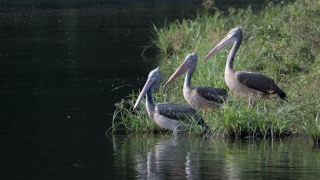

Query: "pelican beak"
(202, 33), (233, 62)
(166, 57), (193, 84)
(133, 76), (154, 110)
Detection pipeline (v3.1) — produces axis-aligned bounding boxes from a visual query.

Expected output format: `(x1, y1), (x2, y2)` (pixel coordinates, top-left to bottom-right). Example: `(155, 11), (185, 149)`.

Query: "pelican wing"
(155, 103), (205, 125)
(235, 71), (287, 100)
(195, 86), (228, 103)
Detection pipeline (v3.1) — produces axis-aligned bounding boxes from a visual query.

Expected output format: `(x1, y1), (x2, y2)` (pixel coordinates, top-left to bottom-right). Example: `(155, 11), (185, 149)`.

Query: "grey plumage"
(134, 67), (207, 132)
(195, 87), (228, 104)
(156, 103), (206, 126)
(203, 27), (287, 107)
(167, 53), (228, 110)
(236, 71), (287, 101)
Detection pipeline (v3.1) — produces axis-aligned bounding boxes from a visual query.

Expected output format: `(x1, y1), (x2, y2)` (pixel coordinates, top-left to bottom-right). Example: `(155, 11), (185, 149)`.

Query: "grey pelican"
(133, 67), (207, 132)
(166, 53), (227, 111)
(203, 27), (287, 107)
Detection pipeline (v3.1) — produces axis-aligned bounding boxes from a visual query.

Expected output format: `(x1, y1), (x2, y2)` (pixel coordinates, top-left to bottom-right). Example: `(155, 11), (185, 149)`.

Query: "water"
(0, 1), (319, 179)
(0, 4), (162, 179)
(0, 2), (201, 179)
(113, 135), (320, 179)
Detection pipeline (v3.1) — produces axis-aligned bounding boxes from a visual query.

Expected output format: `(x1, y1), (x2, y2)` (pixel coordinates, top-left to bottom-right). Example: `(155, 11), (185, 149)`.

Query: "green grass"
(111, 0), (320, 140)
(110, 93), (161, 134)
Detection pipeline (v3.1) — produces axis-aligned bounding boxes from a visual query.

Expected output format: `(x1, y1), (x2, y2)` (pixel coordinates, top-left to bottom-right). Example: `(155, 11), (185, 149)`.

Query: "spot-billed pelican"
(203, 27), (287, 107)
(167, 53), (227, 111)
(133, 67), (207, 132)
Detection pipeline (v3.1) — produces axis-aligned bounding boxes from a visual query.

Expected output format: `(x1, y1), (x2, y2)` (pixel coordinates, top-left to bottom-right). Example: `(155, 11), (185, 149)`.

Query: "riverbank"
(112, 0), (320, 142)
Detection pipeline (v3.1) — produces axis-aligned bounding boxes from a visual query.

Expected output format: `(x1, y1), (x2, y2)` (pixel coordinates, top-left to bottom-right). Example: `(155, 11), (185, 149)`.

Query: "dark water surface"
(1, 1), (319, 179)
(0, 2), (202, 179)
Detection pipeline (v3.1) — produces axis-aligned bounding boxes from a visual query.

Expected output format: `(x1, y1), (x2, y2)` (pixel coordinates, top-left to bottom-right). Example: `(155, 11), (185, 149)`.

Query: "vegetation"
(110, 0), (320, 141)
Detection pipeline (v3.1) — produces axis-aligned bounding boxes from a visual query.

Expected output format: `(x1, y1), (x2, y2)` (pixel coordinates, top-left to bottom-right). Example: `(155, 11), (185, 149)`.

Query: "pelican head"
(166, 53), (198, 84)
(203, 27), (242, 61)
(133, 67), (162, 110)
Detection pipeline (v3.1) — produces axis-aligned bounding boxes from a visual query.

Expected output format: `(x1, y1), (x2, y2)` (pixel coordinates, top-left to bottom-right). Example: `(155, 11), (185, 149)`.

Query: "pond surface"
(113, 135), (320, 180)
(0, 1), (319, 179)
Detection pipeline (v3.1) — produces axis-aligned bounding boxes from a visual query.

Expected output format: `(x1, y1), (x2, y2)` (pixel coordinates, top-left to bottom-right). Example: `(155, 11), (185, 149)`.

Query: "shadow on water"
(112, 135), (320, 179)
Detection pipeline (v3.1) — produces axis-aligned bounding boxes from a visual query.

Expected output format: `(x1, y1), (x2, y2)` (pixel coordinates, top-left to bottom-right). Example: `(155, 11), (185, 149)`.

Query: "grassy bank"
(111, 0), (320, 141)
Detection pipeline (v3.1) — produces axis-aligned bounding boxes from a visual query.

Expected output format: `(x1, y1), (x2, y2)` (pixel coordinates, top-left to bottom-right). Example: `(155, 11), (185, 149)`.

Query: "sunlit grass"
(109, 93), (160, 134)
(202, 94), (295, 138)
(112, 0), (320, 140)
(303, 111), (320, 144)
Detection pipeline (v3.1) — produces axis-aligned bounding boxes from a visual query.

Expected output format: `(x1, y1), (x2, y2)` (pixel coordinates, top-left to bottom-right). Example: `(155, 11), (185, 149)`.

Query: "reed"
(112, 0), (320, 139)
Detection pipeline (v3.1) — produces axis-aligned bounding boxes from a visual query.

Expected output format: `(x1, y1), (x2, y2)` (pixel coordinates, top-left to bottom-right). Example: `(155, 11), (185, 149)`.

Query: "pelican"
(203, 27), (287, 107)
(166, 53), (227, 111)
(133, 67), (207, 132)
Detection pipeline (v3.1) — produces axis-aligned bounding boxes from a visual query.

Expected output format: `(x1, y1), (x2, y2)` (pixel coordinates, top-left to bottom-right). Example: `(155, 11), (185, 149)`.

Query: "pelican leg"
(202, 110), (207, 118)
(248, 98), (256, 109)
(248, 92), (262, 109)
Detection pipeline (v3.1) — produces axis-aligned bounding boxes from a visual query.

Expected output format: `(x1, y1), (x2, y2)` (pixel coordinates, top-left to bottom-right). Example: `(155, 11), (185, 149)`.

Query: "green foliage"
(204, 95), (295, 138)
(303, 111), (320, 143)
(112, 0), (320, 140)
(110, 93), (160, 134)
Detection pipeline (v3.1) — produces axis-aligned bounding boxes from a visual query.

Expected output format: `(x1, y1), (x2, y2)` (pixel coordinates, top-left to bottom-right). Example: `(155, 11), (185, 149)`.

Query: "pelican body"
(133, 67), (206, 132)
(203, 27), (287, 107)
(167, 53), (227, 111)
